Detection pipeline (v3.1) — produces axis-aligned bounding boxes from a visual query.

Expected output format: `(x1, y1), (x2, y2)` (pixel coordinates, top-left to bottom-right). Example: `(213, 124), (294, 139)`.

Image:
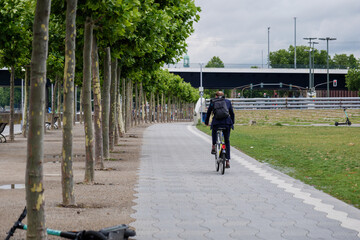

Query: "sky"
(185, 0), (360, 66)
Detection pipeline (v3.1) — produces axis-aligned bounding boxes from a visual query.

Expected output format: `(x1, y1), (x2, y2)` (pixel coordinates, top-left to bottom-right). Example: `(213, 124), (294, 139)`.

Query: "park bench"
(0, 122), (7, 143)
(45, 116), (59, 130)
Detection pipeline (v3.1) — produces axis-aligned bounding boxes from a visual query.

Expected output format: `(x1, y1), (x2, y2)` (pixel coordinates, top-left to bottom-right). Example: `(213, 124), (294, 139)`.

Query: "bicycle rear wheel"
(215, 143), (220, 172)
(220, 153), (226, 175)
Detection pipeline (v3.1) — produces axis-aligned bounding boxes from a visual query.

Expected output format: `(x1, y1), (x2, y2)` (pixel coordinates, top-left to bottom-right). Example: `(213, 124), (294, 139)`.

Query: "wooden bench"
(0, 122), (7, 143)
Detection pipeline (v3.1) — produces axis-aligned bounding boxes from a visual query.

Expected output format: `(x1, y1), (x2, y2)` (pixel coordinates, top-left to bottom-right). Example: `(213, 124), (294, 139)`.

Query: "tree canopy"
(270, 45), (360, 69)
(205, 56), (224, 68)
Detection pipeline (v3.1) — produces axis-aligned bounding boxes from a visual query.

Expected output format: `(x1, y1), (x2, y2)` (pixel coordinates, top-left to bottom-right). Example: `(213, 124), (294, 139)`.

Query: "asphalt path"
(131, 123), (360, 240)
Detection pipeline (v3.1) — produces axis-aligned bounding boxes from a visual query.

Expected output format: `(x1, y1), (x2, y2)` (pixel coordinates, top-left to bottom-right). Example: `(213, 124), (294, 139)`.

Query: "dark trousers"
(212, 125), (231, 160)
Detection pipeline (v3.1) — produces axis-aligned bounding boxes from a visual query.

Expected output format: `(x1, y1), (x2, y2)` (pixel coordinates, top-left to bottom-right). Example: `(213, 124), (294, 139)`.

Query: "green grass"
(197, 123), (360, 208)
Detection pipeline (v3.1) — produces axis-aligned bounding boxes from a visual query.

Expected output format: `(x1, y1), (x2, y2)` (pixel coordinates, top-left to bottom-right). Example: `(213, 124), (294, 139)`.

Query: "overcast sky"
(186, 0), (360, 65)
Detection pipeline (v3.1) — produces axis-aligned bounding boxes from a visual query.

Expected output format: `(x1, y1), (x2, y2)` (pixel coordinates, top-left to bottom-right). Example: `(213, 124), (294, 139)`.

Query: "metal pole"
(199, 63), (203, 122)
(326, 40), (329, 97)
(268, 27), (270, 68)
(294, 17), (296, 69)
(21, 79), (24, 129)
(312, 42), (318, 90)
(319, 37), (336, 97)
(303, 38), (317, 93)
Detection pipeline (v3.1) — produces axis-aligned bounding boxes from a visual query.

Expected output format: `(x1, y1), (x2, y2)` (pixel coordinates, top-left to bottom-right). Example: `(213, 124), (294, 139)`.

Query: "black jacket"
(205, 97), (235, 127)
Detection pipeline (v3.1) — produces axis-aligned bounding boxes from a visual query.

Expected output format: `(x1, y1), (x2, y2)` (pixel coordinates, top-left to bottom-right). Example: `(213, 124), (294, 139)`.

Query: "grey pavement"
(131, 123), (360, 240)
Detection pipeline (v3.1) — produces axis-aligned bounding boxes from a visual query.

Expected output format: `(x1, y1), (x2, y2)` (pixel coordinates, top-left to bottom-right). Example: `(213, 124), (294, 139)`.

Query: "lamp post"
(319, 37), (336, 97)
(303, 37), (317, 93)
(199, 63), (204, 122)
(267, 27), (270, 68)
(311, 41), (319, 91)
(294, 17), (297, 69)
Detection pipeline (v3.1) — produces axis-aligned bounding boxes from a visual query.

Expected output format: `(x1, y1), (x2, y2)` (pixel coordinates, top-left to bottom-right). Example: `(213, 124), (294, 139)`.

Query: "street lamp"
(319, 37), (336, 97)
(294, 17), (297, 69)
(311, 41), (319, 91)
(303, 37), (317, 94)
(268, 27), (270, 68)
(199, 63), (204, 122)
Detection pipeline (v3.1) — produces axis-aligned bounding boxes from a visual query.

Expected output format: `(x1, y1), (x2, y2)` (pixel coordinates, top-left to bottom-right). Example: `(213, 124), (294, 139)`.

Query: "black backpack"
(212, 98), (230, 120)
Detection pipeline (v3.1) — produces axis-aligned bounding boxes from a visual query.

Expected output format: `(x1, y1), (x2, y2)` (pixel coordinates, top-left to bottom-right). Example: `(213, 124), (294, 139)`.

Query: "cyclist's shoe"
(211, 146), (216, 155)
(225, 160), (230, 168)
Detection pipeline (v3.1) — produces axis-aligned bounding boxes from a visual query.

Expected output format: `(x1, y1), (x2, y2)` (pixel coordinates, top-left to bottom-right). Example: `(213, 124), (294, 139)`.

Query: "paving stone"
(131, 123), (360, 240)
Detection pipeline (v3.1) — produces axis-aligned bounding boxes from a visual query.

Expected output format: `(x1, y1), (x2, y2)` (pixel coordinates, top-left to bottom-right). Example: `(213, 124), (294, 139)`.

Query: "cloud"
(186, 0), (360, 65)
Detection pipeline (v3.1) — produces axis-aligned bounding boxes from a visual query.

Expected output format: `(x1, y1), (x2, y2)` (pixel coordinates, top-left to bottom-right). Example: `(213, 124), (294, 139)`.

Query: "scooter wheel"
(348, 121), (352, 126)
(335, 122), (339, 126)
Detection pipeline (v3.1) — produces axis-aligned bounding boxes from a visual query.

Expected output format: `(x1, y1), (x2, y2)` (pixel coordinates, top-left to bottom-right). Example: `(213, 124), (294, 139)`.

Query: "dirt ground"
(0, 123), (147, 239)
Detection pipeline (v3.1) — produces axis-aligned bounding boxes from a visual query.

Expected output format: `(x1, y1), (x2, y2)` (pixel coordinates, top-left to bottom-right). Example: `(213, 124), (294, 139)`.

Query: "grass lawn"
(197, 109), (360, 208)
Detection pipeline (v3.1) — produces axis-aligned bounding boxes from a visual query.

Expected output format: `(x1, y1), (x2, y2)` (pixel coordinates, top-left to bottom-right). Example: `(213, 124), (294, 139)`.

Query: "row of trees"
(0, 0), (200, 238)
(270, 45), (360, 69)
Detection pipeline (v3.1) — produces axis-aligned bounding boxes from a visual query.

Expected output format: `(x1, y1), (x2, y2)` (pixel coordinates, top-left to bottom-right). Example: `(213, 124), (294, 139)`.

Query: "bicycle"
(5, 207), (136, 240)
(214, 127), (227, 175)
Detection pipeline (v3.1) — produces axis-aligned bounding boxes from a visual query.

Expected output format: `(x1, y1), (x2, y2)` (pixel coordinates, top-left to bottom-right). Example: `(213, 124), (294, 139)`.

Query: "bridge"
(167, 67), (349, 91)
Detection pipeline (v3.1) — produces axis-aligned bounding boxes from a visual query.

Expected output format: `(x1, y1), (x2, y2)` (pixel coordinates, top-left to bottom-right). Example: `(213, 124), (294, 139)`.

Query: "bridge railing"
(206, 97), (360, 110)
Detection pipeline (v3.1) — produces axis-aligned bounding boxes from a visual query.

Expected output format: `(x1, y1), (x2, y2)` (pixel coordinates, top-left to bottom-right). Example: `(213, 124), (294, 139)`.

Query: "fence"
(206, 97), (360, 110)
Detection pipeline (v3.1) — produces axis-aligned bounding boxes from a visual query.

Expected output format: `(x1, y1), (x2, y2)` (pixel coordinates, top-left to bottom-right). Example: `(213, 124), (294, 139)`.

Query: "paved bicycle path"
(131, 123), (360, 240)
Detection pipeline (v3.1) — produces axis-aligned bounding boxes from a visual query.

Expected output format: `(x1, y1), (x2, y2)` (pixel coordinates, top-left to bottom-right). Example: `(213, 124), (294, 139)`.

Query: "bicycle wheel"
(220, 152), (226, 175)
(215, 132), (221, 172)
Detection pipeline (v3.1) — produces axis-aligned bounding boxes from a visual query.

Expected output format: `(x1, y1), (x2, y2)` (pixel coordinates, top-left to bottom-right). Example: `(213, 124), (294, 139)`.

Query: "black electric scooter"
(335, 107), (352, 126)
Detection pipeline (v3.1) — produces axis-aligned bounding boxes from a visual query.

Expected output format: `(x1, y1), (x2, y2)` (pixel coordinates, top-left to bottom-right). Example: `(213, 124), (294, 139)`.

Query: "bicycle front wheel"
(220, 153), (226, 175)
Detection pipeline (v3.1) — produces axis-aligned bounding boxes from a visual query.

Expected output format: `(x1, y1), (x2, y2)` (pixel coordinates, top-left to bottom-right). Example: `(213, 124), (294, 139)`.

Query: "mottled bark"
(116, 66), (124, 137)
(140, 82), (144, 124)
(109, 59), (117, 150)
(114, 65), (121, 144)
(134, 82), (138, 126)
(51, 80), (57, 129)
(22, 66), (29, 137)
(61, 0), (77, 206)
(125, 79), (131, 131)
(101, 48), (111, 159)
(91, 35), (104, 169)
(26, 0), (51, 239)
(82, 17), (94, 183)
(161, 93), (165, 123)
(167, 96), (171, 122)
(117, 87), (125, 137)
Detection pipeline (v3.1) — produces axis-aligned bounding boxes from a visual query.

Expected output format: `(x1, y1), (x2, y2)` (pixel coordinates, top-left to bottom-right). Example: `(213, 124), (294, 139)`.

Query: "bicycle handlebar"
(5, 207), (27, 240)
(6, 207), (136, 240)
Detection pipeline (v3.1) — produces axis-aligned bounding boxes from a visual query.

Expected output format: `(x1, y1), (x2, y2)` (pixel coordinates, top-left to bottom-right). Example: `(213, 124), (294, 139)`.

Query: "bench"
(45, 116), (59, 130)
(0, 122), (7, 143)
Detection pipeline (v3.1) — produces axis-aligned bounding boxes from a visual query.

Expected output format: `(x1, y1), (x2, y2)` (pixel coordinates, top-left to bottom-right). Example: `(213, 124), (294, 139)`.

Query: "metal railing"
(206, 97), (360, 110)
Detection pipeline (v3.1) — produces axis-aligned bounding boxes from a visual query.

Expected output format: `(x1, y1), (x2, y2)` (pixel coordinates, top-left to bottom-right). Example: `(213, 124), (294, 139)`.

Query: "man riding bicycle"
(205, 91), (235, 168)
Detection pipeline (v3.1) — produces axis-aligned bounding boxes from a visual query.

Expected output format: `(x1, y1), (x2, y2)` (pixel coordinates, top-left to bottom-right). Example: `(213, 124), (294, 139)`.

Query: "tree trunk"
(134, 82), (138, 126)
(167, 96), (171, 122)
(61, 0), (77, 206)
(117, 85), (125, 137)
(140, 82), (144, 124)
(82, 17), (94, 183)
(126, 79), (132, 131)
(122, 77), (126, 126)
(161, 93), (164, 123)
(114, 65), (121, 144)
(9, 65), (15, 141)
(57, 81), (61, 129)
(22, 66), (30, 137)
(101, 48), (111, 159)
(51, 81), (57, 129)
(79, 87), (83, 124)
(91, 34), (104, 169)
(109, 59), (117, 151)
(73, 86), (77, 125)
(26, 0), (51, 238)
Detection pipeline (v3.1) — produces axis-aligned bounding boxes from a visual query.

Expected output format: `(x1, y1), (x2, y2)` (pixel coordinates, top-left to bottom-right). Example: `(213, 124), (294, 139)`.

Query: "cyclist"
(205, 91), (235, 168)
